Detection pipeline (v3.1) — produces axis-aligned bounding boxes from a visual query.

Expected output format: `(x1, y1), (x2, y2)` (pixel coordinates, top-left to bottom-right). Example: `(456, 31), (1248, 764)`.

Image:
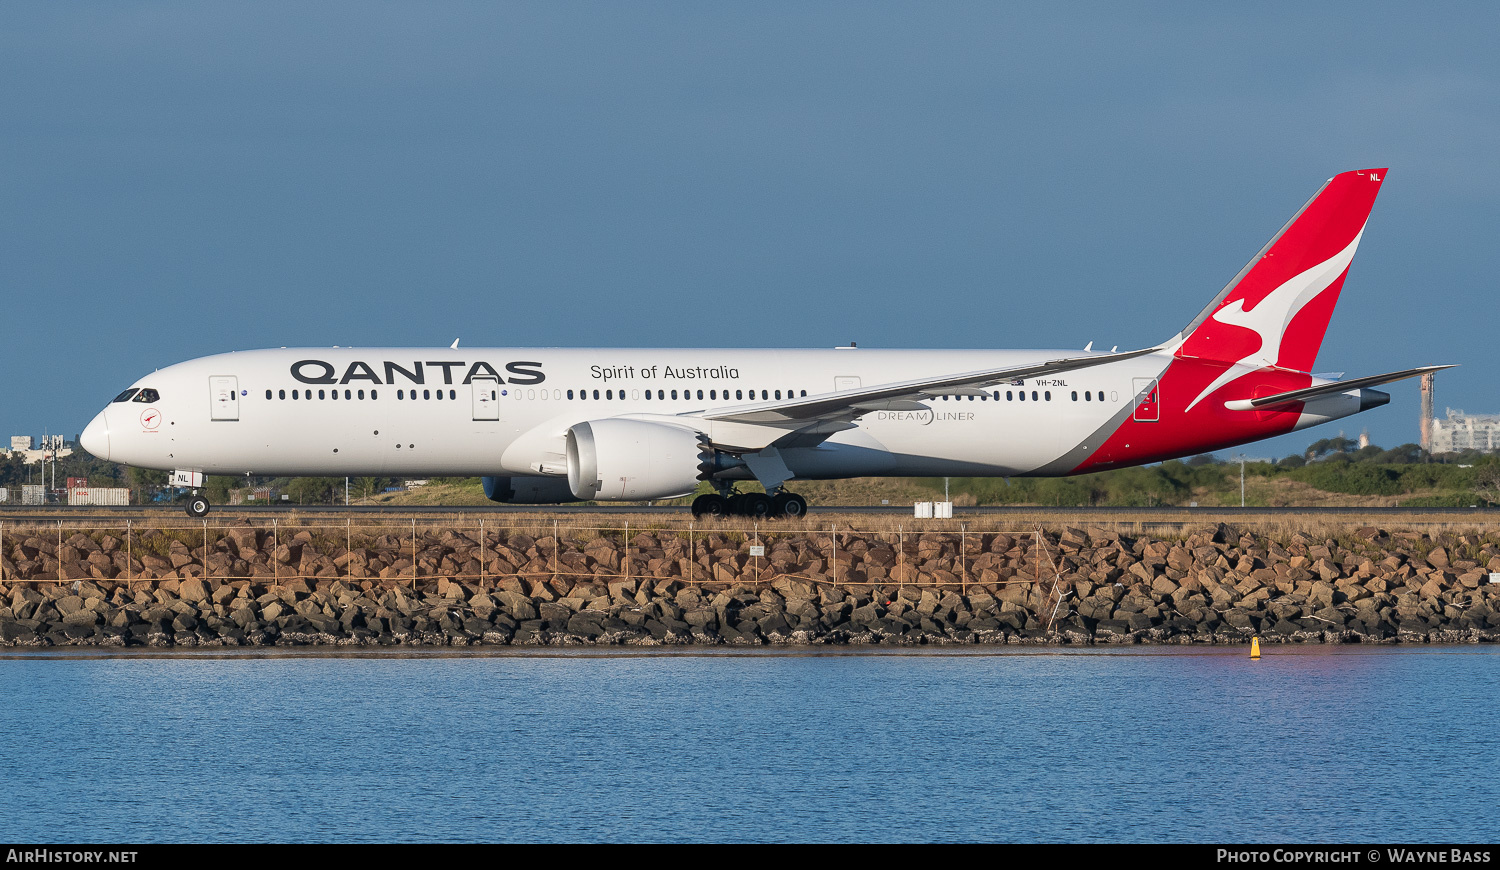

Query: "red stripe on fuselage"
(1071, 357), (1312, 472)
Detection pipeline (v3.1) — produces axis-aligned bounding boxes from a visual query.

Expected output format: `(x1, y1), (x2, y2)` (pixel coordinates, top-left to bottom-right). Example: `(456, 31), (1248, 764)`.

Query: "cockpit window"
(112, 389), (139, 403)
(133, 388), (160, 403)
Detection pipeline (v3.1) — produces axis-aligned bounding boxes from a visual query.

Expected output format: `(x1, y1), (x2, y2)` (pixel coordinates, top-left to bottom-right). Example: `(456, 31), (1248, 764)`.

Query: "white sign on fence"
(749, 545), (765, 557)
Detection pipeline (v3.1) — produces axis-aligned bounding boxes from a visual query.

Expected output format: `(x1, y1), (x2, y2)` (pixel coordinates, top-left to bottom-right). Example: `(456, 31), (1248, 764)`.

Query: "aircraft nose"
(80, 409), (110, 461)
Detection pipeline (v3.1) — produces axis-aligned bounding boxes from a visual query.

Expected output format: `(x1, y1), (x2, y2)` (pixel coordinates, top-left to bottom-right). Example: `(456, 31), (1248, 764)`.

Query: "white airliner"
(80, 168), (1449, 518)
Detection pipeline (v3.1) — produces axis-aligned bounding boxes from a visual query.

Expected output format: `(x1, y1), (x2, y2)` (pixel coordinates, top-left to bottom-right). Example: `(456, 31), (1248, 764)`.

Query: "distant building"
(2, 434), (75, 463)
(1431, 409), (1500, 454)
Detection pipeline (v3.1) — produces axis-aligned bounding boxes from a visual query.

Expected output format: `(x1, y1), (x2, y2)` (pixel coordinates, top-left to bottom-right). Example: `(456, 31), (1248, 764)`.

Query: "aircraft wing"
(1223, 364), (1456, 411)
(698, 347), (1157, 426)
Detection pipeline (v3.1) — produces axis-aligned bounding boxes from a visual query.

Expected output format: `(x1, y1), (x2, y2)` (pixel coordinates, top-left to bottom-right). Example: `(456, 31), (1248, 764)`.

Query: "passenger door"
(210, 376), (239, 421)
(1132, 377), (1160, 422)
(471, 376), (500, 421)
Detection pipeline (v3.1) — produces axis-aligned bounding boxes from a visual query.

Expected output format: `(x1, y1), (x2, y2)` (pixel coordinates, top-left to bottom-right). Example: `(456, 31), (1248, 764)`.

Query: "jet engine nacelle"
(481, 475), (582, 505)
(566, 419), (710, 501)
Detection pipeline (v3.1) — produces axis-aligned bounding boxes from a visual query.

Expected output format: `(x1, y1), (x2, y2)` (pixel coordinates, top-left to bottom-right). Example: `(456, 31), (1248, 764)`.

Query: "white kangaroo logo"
(1184, 228), (1365, 412)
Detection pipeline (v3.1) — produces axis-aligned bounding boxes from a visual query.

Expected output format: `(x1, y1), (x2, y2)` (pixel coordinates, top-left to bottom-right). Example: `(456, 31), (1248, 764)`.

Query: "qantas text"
(290, 360), (545, 386)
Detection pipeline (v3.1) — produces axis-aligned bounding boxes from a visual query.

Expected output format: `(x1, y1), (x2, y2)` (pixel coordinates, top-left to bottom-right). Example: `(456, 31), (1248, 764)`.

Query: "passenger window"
(359, 390), (366, 400)
(372, 390), (378, 400)
(1045, 391), (1051, 401)
(423, 390), (431, 400)
(710, 390), (716, 400)
(606, 390), (613, 400)
(761, 390), (768, 400)
(318, 390), (325, 400)
(697, 390), (704, 400)
(293, 390), (300, 400)
(449, 390), (455, 400)
(343, 389), (350, 400)
(1018, 391), (1024, 402)
(671, 390), (678, 399)
(1071, 391), (1077, 401)
(993, 391), (999, 400)
(279, 390), (286, 400)
(133, 389), (160, 403)
(113, 389), (139, 403)
(735, 390), (743, 400)
(398, 390), (405, 399)
(775, 390), (781, 400)
(1033, 391), (1039, 401)
(567, 390), (574, 399)
(800, 390), (806, 397)
(264, 390), (272, 400)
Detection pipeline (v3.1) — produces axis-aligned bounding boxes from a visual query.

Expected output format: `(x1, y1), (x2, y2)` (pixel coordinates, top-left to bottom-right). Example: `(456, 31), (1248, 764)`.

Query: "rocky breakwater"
(1, 523), (1498, 647)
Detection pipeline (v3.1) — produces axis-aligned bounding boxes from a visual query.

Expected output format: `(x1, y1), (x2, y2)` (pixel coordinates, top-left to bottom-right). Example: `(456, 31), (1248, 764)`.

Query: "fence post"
(624, 520), (630, 583)
(347, 518), (353, 582)
(202, 518), (208, 581)
(126, 519), (131, 584)
(272, 518), (279, 587)
(553, 519), (559, 583)
(961, 523), (967, 597)
(898, 525), (903, 594)
(687, 522), (693, 586)
(410, 517), (417, 591)
(830, 523), (836, 589)
(0, 520), (4, 583)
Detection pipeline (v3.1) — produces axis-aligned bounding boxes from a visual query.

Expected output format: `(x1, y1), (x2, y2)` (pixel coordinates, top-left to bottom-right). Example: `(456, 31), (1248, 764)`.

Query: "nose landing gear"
(185, 493), (210, 517)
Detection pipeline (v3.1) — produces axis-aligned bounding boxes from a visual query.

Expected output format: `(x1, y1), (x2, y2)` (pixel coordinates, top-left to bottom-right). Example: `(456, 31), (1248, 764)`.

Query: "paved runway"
(1, 503), (1494, 525)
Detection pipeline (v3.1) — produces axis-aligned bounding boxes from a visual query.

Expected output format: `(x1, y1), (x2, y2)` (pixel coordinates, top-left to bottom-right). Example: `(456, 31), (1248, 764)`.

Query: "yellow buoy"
(1250, 636), (1261, 659)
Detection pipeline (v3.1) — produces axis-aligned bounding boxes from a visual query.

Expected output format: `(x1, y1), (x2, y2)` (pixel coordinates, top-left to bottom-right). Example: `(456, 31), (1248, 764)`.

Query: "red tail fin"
(1173, 168), (1387, 373)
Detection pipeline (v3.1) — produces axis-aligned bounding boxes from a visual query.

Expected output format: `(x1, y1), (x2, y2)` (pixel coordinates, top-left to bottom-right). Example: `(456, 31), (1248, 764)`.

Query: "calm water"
(0, 647), (1495, 843)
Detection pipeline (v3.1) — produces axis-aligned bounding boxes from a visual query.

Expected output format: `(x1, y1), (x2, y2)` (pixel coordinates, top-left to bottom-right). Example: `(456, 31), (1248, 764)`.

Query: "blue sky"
(3, 2), (1495, 459)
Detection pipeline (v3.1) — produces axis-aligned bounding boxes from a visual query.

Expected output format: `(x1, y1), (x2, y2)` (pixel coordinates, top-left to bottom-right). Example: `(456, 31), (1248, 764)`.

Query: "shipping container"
(21, 484), (45, 505)
(68, 487), (130, 506)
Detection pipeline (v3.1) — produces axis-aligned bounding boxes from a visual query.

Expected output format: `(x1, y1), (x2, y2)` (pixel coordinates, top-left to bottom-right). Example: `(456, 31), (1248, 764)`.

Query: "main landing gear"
(691, 488), (808, 520)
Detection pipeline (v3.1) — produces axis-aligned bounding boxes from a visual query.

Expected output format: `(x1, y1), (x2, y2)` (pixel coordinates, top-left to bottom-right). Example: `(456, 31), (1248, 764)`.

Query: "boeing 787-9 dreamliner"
(80, 168), (1449, 518)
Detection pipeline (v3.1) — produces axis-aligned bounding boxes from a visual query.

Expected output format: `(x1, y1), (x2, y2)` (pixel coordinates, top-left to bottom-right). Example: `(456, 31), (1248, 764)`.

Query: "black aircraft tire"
(691, 494), (729, 519)
(741, 492), (773, 519)
(772, 492), (807, 519)
(186, 496), (211, 518)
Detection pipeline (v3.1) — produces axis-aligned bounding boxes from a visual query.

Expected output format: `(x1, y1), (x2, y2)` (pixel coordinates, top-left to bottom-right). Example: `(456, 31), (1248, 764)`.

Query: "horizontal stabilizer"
(1223, 365), (1455, 411)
